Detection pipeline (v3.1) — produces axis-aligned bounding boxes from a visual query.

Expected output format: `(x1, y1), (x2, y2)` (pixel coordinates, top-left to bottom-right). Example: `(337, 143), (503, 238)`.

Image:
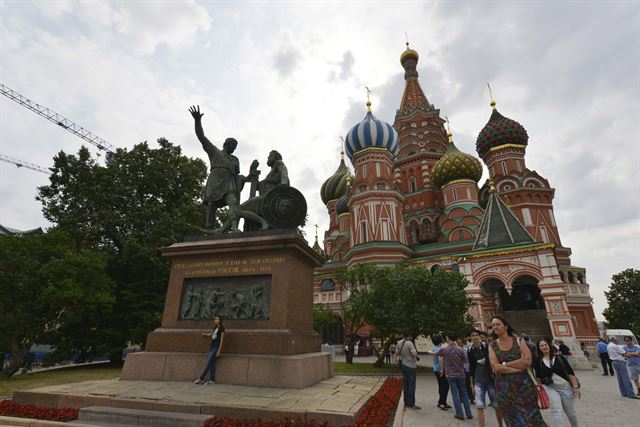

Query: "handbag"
(536, 383), (551, 409)
(527, 367), (550, 410)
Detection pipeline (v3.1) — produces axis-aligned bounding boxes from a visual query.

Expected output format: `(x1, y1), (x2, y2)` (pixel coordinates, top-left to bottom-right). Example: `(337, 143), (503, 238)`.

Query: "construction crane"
(0, 83), (117, 154)
(0, 154), (49, 174)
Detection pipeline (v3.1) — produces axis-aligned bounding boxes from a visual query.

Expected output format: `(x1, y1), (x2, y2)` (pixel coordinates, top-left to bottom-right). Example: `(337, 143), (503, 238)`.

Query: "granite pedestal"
(120, 233), (331, 388)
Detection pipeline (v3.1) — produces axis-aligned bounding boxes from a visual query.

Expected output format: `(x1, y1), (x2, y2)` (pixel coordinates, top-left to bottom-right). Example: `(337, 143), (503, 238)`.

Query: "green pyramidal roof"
(473, 188), (534, 250)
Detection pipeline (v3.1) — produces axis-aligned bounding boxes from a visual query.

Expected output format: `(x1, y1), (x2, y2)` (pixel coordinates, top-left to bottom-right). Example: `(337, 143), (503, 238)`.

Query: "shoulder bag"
(527, 366), (550, 410)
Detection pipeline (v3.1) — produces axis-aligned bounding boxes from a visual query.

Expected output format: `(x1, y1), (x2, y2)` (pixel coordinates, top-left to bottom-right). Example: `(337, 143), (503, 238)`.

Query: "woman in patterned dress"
(488, 315), (546, 427)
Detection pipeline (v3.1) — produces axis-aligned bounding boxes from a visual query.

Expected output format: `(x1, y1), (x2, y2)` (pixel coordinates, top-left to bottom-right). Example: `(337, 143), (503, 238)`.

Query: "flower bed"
(346, 377), (402, 427)
(0, 399), (79, 422)
(204, 377), (403, 427)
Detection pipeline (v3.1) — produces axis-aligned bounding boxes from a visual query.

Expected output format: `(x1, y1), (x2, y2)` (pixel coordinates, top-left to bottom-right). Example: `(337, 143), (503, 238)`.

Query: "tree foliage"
(0, 231), (114, 379)
(313, 304), (337, 337)
(337, 263), (471, 365)
(36, 139), (208, 360)
(603, 268), (640, 338)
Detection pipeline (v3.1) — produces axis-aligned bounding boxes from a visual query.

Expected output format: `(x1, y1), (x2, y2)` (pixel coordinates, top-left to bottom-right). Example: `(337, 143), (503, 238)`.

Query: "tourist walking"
(608, 336), (637, 398)
(596, 338), (613, 375)
(195, 315), (225, 385)
(468, 329), (503, 427)
(488, 315), (546, 426)
(622, 336), (640, 395)
(396, 330), (421, 409)
(535, 338), (581, 427)
(437, 332), (473, 420)
(426, 335), (451, 410)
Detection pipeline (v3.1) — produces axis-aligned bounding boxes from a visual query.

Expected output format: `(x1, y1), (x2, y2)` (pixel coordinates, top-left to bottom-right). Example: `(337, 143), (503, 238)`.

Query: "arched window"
(409, 222), (419, 244)
(422, 219), (431, 237)
(320, 279), (336, 292)
(409, 178), (417, 192)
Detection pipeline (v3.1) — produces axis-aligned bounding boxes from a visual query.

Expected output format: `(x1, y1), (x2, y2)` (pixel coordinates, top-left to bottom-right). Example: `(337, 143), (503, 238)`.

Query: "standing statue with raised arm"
(189, 105), (241, 232)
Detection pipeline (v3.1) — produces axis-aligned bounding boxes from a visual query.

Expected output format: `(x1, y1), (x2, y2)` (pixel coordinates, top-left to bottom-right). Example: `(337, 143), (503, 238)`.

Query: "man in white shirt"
(607, 337), (637, 398)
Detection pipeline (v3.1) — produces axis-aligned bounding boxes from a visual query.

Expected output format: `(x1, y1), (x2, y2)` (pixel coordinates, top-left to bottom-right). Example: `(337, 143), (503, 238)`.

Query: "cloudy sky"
(0, 1), (638, 319)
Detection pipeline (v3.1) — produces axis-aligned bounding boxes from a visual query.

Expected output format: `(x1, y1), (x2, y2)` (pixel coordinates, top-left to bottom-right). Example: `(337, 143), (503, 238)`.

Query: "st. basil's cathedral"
(312, 44), (600, 363)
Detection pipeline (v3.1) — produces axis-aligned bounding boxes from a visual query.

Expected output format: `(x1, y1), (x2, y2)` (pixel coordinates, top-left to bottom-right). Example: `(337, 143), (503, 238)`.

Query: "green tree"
(313, 304), (337, 339)
(603, 268), (640, 338)
(0, 231), (114, 379)
(338, 264), (471, 366)
(36, 139), (208, 360)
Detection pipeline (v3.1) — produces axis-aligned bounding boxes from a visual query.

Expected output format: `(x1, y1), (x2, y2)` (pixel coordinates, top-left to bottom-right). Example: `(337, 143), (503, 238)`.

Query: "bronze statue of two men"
(188, 106), (304, 233)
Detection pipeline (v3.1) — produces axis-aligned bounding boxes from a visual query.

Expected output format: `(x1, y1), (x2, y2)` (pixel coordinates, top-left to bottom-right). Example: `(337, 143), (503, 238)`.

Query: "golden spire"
(346, 175), (351, 186)
(445, 116), (453, 143)
(314, 224), (319, 243)
(487, 83), (496, 110)
(365, 85), (372, 112)
(339, 136), (345, 160)
(489, 179), (496, 192)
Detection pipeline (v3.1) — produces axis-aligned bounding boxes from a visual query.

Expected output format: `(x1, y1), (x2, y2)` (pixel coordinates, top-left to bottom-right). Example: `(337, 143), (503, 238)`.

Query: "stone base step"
(75, 406), (214, 427)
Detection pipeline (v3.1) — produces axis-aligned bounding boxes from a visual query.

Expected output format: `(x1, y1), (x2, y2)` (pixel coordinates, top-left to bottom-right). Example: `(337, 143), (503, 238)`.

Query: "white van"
(604, 329), (638, 345)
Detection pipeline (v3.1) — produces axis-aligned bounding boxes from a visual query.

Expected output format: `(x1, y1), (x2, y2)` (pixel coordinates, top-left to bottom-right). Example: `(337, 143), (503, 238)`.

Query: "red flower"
(0, 399), (79, 422)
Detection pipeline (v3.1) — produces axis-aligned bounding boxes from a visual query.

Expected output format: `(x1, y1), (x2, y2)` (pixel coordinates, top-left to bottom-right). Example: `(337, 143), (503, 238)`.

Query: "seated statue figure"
(236, 150), (289, 230)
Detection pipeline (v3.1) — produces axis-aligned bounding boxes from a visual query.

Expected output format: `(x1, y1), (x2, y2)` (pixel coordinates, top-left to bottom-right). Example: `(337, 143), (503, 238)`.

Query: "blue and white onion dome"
(344, 101), (399, 163)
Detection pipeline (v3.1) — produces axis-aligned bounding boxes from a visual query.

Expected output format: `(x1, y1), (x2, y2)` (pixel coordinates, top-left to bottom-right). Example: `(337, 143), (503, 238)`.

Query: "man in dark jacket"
(468, 330), (503, 427)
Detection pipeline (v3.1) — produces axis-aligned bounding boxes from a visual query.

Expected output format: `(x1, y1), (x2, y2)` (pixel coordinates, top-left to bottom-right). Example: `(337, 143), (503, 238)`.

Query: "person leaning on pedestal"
(195, 315), (225, 385)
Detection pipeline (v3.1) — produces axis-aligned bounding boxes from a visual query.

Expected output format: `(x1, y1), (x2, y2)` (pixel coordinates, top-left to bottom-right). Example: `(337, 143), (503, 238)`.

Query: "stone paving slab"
(11, 375), (385, 426)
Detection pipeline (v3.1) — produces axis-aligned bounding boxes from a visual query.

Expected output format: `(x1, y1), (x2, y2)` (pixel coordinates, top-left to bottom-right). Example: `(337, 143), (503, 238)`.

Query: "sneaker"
(467, 415), (474, 419)
(444, 404), (453, 409)
(454, 415), (465, 420)
(193, 379), (204, 385)
(205, 380), (216, 385)
(437, 404), (448, 410)
(411, 405), (421, 409)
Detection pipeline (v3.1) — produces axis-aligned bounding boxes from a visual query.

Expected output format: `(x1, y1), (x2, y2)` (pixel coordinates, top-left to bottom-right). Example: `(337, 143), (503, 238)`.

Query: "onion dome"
(335, 177), (351, 216)
(320, 152), (353, 205)
(400, 42), (419, 64)
(476, 102), (528, 157)
(432, 133), (483, 189)
(345, 102), (399, 162)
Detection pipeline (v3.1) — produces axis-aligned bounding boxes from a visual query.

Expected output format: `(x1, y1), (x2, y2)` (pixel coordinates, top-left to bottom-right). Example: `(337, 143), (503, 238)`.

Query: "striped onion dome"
(432, 140), (483, 189)
(320, 157), (353, 205)
(476, 107), (528, 157)
(345, 108), (399, 162)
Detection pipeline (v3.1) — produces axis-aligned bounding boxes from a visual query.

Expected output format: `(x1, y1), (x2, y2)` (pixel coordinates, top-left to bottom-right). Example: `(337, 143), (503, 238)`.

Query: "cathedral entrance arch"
(500, 275), (544, 311)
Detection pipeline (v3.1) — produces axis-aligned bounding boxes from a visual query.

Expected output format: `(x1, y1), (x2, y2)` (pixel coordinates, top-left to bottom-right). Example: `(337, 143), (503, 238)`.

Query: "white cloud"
(0, 1), (638, 321)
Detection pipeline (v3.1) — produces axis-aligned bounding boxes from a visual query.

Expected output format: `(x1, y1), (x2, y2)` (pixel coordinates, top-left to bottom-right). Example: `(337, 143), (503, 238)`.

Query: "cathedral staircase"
(502, 309), (552, 341)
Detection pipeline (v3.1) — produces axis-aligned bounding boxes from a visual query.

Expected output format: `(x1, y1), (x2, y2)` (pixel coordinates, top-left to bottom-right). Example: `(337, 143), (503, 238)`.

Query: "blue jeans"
(401, 365), (417, 406)
(612, 360), (635, 397)
(474, 381), (497, 409)
(199, 346), (218, 382)
(448, 377), (472, 418)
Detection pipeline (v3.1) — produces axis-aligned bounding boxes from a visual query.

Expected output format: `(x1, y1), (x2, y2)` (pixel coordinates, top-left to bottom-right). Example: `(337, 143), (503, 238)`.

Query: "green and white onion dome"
(320, 156), (353, 205)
